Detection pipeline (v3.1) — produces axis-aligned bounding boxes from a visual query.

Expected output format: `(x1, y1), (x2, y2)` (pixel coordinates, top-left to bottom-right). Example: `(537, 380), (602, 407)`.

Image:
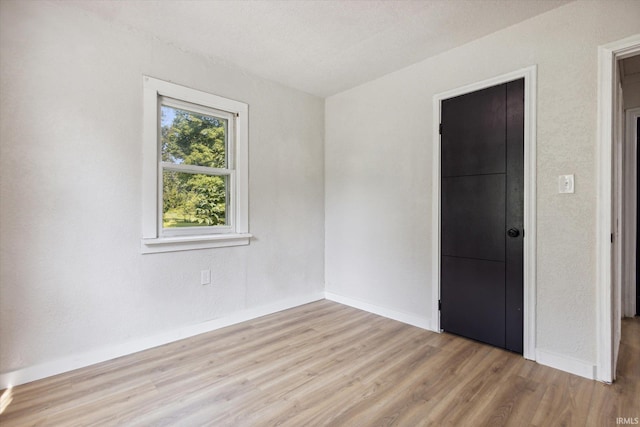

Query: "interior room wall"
(325, 0), (640, 368)
(0, 0), (325, 383)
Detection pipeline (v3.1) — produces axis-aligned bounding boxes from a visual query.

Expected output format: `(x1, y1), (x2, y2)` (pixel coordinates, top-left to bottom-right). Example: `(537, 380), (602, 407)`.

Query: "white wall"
(0, 0), (325, 383)
(325, 0), (640, 367)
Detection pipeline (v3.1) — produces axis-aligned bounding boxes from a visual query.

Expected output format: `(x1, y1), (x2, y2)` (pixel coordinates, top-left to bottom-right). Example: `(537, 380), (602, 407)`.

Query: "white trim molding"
(596, 34), (640, 384)
(0, 293), (324, 389)
(535, 349), (596, 380)
(431, 66), (537, 361)
(325, 292), (432, 331)
(141, 233), (252, 254)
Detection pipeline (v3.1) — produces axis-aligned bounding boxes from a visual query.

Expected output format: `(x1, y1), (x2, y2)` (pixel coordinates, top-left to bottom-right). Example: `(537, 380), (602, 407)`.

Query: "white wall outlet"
(558, 174), (574, 194)
(200, 269), (211, 285)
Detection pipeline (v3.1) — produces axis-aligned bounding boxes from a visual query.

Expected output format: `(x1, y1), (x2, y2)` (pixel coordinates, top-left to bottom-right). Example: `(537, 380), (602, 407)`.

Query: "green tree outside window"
(161, 106), (228, 228)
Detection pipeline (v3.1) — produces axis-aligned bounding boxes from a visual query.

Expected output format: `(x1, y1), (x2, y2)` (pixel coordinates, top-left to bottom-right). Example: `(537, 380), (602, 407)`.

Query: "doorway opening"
(596, 35), (640, 384)
(619, 52), (640, 322)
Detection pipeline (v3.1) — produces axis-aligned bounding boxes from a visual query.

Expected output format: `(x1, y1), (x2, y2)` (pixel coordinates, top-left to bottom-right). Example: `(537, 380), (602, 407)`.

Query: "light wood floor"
(1, 300), (638, 426)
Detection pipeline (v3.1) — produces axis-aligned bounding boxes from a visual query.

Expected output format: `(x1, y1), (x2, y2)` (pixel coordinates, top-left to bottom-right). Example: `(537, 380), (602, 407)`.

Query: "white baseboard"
(2, 292), (601, 388)
(535, 349), (596, 380)
(325, 291), (432, 331)
(0, 292), (325, 388)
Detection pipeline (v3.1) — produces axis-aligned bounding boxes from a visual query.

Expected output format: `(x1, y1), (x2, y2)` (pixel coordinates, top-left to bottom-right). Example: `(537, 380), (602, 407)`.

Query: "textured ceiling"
(64, 0), (572, 97)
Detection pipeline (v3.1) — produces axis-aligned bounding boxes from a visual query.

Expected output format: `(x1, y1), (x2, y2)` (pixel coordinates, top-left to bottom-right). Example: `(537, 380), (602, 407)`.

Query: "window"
(142, 76), (250, 253)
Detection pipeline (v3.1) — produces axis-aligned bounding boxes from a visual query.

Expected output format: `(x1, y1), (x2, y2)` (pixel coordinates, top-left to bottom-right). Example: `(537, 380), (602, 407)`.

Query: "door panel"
(505, 79), (525, 353)
(441, 256), (505, 348)
(441, 174), (505, 262)
(440, 79), (524, 353)
(441, 84), (506, 177)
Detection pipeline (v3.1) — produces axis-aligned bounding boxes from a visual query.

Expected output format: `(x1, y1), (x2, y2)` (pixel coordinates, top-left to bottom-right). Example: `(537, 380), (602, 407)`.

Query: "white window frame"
(141, 76), (250, 253)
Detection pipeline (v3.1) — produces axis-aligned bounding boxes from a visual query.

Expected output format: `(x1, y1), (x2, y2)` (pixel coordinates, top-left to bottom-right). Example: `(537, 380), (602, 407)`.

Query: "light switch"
(201, 269), (211, 285)
(558, 175), (574, 194)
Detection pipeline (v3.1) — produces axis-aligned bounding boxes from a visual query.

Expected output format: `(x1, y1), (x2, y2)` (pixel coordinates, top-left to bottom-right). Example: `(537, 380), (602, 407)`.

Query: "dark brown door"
(440, 79), (524, 353)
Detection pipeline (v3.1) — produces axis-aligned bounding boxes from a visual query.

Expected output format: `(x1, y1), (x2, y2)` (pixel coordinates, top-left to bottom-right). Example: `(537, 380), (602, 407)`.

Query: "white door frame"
(596, 34), (640, 384)
(431, 65), (537, 361)
(623, 107), (640, 318)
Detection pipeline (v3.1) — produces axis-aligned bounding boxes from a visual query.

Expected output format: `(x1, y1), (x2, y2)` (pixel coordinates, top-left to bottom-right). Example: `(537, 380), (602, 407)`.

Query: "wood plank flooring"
(1, 300), (638, 426)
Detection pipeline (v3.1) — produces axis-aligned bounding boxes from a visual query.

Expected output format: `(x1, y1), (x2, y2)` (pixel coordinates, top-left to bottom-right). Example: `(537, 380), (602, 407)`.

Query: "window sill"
(141, 233), (252, 254)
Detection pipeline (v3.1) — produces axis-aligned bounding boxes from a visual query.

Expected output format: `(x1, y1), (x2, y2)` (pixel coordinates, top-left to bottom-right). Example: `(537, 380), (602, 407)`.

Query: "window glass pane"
(161, 105), (227, 168)
(162, 171), (228, 228)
